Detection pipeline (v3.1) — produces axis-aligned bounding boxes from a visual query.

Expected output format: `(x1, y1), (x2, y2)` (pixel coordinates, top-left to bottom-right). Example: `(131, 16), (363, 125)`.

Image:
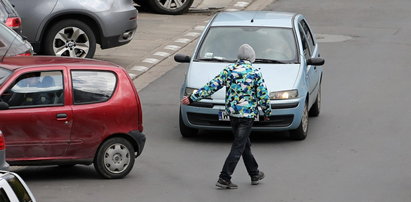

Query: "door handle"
(56, 113), (68, 119)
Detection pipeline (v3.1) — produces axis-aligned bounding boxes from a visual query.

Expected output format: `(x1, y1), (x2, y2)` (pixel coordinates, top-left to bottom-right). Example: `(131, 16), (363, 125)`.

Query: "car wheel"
(309, 83), (321, 117)
(94, 137), (135, 179)
(43, 19), (96, 58)
(289, 103), (308, 140)
(147, 0), (194, 15)
(179, 109), (198, 137)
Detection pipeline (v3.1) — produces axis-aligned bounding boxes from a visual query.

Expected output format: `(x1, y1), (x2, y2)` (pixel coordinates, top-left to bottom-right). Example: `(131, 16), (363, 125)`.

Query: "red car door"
(0, 66), (72, 160)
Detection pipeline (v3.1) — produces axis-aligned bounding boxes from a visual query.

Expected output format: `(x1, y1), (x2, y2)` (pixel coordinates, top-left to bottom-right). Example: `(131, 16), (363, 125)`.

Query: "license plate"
(218, 111), (259, 121)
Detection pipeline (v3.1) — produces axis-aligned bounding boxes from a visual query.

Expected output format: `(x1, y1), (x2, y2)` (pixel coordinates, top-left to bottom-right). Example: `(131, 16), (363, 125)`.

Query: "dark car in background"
(135, 0), (193, 15)
(0, 56), (145, 179)
(0, 0), (21, 34)
(9, 0), (138, 58)
(0, 22), (32, 57)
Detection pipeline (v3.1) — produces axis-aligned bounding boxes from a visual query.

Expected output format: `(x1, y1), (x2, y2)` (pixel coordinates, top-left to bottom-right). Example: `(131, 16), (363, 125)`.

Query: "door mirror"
(174, 54), (191, 63)
(307, 58), (325, 66)
(0, 101), (9, 110)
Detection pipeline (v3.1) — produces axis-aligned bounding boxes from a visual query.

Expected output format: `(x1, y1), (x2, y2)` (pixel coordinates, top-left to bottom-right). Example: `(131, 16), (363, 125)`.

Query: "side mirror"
(174, 54), (191, 63)
(307, 58), (325, 66)
(0, 101), (9, 110)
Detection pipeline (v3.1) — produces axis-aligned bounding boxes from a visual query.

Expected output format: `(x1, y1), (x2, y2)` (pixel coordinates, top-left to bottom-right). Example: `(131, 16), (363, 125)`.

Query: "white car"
(175, 11), (325, 140)
(0, 170), (36, 202)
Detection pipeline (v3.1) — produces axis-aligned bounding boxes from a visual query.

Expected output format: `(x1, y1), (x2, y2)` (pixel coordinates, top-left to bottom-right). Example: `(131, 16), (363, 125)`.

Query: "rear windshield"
(195, 26), (297, 63)
(0, 67), (11, 85)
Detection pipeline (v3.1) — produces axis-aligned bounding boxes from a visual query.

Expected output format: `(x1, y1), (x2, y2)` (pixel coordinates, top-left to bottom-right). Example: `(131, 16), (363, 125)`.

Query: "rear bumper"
(180, 97), (305, 131)
(128, 130), (146, 157)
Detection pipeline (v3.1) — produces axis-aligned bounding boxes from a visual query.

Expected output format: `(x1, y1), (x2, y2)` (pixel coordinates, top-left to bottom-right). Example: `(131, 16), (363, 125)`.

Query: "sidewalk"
(94, 0), (275, 91)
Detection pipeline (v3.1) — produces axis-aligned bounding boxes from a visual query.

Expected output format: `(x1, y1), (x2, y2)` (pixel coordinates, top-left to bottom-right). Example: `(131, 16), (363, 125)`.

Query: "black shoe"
(216, 178), (238, 189)
(251, 171), (265, 185)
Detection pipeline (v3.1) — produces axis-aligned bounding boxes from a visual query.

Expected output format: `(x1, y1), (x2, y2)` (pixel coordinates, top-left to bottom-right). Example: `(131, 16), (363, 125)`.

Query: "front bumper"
(128, 130), (146, 157)
(180, 97), (305, 131)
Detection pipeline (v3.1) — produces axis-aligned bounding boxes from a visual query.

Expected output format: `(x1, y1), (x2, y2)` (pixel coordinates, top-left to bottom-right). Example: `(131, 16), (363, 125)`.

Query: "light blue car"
(175, 11), (325, 140)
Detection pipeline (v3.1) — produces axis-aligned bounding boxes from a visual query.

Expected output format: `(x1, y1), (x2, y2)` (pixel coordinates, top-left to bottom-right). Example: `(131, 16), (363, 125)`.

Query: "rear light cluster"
(0, 130), (5, 150)
(17, 52), (32, 56)
(5, 17), (21, 28)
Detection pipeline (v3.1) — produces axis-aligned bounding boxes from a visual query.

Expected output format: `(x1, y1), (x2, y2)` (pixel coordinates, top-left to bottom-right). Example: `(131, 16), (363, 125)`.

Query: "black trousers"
(219, 117), (259, 181)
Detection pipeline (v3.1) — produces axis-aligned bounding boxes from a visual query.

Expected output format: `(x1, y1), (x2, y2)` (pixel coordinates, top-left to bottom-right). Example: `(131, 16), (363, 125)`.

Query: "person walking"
(180, 44), (271, 189)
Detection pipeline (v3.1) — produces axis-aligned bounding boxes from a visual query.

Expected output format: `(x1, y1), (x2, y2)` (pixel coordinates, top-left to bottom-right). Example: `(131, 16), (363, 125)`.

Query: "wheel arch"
(95, 133), (140, 159)
(39, 13), (103, 51)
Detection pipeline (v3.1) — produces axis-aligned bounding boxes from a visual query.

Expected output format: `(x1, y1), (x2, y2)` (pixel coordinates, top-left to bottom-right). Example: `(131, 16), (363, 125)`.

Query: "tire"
(43, 19), (96, 58)
(179, 109), (198, 137)
(289, 103), (308, 141)
(147, 0), (194, 15)
(309, 84), (321, 117)
(94, 137), (135, 179)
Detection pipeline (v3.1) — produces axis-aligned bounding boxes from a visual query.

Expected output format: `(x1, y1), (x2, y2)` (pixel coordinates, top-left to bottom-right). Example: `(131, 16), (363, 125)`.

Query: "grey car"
(0, 0), (21, 34)
(9, 0), (138, 58)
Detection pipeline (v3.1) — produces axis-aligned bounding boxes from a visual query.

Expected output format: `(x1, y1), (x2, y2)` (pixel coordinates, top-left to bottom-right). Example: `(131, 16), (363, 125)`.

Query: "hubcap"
(53, 26), (89, 58)
(103, 143), (131, 174)
(157, 0), (188, 9)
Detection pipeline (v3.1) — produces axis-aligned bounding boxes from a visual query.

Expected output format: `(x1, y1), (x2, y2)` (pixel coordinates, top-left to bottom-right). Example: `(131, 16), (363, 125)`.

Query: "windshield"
(195, 26), (297, 63)
(0, 67), (11, 85)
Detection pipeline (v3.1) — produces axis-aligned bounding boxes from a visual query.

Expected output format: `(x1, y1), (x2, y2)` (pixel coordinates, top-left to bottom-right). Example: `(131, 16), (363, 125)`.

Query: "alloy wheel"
(156, 0), (189, 10)
(53, 26), (90, 58)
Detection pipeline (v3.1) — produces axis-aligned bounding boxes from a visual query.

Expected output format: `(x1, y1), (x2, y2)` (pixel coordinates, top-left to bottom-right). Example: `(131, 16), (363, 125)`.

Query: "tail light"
(0, 131), (5, 150)
(5, 17), (21, 28)
(17, 52), (32, 56)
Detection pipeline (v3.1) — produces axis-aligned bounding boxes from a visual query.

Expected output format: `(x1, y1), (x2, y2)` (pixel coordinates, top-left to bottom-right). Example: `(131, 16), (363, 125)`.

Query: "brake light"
(5, 17), (21, 28)
(17, 52), (32, 56)
(0, 131), (5, 150)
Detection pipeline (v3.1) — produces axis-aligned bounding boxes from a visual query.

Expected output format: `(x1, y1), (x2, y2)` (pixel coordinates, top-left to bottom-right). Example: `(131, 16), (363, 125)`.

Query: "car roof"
(211, 11), (297, 28)
(0, 56), (120, 71)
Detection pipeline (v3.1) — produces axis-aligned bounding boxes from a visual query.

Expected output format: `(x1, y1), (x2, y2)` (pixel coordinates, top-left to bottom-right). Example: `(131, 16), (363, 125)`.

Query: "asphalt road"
(13, 0), (411, 201)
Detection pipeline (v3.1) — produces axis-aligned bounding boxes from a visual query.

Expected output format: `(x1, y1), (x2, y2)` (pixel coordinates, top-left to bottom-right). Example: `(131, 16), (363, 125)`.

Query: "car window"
(298, 24), (311, 59)
(0, 1), (7, 23)
(0, 67), (10, 85)
(0, 71), (64, 107)
(196, 26), (297, 62)
(71, 70), (116, 104)
(300, 20), (315, 55)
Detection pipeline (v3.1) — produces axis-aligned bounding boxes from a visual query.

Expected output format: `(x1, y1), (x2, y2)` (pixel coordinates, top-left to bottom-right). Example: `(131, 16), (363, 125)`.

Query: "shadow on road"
(11, 165), (100, 181)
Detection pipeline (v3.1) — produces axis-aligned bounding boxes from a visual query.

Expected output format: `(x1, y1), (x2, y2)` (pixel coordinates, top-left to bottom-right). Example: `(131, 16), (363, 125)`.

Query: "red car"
(0, 56), (145, 179)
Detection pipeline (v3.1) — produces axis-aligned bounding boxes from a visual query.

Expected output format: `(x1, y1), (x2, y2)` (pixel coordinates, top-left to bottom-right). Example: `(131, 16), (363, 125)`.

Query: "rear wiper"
(196, 58), (235, 63)
(254, 58), (287, 64)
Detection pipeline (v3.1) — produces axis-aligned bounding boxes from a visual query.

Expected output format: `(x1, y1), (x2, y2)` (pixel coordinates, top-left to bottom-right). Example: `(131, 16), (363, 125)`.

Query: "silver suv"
(9, 0), (138, 58)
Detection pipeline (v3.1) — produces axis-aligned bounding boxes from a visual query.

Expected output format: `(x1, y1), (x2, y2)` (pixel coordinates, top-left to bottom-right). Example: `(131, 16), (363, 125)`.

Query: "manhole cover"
(315, 34), (353, 43)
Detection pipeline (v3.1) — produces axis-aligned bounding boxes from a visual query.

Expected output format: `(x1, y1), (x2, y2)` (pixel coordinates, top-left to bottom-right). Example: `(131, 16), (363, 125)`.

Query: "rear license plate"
(218, 111), (259, 121)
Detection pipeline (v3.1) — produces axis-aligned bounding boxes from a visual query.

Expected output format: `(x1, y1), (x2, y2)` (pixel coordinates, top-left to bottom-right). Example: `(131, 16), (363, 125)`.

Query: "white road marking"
(175, 38), (191, 44)
(234, 2), (249, 7)
(185, 32), (200, 37)
(131, 66), (149, 72)
(194, 25), (205, 31)
(142, 58), (160, 64)
(164, 45), (181, 51)
(225, 8), (239, 11)
(154, 52), (171, 57)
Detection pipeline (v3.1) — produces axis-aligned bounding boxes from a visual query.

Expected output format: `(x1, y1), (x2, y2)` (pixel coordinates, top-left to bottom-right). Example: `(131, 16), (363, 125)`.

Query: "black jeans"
(219, 117), (259, 181)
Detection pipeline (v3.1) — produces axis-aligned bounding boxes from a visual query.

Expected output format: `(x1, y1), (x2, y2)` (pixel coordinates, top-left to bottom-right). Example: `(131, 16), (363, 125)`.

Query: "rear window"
(0, 67), (11, 85)
(71, 70), (117, 104)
